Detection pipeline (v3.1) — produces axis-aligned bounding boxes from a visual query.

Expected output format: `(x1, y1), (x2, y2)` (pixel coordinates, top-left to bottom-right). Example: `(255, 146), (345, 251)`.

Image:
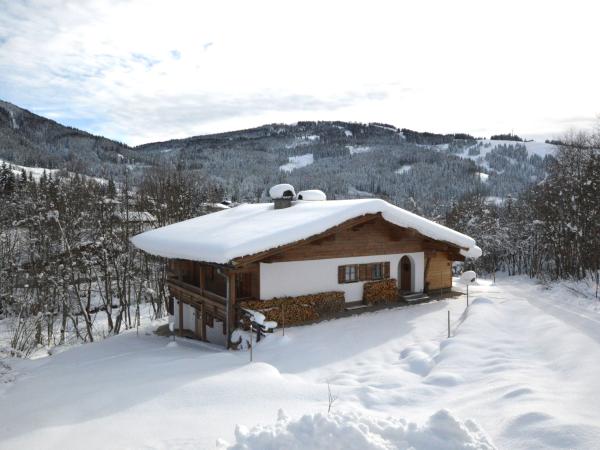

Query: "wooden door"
(400, 256), (412, 292)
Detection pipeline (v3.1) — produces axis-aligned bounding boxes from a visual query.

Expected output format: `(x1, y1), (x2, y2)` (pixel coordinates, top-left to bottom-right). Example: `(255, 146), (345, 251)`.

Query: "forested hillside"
(449, 131), (600, 282)
(135, 121), (554, 220)
(0, 100), (555, 220)
(0, 100), (133, 176)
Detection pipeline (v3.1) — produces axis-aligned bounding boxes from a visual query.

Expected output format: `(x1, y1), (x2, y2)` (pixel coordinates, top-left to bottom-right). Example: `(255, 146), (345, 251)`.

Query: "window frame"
(343, 264), (359, 283)
(371, 262), (383, 280)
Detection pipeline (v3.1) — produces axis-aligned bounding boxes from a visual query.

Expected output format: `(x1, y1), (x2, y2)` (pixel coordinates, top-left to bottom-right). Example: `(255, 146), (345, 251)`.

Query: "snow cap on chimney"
(297, 189), (326, 201)
(269, 184), (295, 200)
(269, 183), (295, 209)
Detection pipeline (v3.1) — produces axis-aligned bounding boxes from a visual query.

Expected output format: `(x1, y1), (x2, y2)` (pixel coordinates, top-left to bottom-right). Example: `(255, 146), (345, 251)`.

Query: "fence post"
(447, 310), (451, 338)
(249, 323), (253, 362)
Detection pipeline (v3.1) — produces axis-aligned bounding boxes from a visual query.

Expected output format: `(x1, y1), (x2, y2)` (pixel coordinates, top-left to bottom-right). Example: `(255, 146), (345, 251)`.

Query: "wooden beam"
(198, 264), (205, 290)
(168, 279), (226, 309)
(178, 299), (183, 337)
(200, 302), (206, 341)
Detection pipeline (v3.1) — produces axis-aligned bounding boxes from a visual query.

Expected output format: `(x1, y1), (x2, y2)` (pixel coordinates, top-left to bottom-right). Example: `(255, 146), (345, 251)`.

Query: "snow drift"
(224, 409), (495, 450)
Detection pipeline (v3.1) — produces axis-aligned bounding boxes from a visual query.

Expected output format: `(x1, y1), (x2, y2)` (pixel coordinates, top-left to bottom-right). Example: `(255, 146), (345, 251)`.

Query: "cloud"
(0, 0), (599, 145)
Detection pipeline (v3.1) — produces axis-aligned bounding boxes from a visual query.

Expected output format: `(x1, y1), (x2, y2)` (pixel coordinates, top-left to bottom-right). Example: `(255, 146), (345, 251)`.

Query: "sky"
(0, 0), (599, 146)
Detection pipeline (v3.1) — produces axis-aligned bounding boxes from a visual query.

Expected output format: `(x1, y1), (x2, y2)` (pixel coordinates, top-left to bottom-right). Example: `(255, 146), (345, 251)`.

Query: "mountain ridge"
(0, 99), (554, 218)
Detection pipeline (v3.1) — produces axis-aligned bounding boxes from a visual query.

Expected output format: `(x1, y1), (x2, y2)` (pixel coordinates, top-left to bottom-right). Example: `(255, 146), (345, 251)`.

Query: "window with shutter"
(338, 264), (359, 283)
(372, 263), (383, 280)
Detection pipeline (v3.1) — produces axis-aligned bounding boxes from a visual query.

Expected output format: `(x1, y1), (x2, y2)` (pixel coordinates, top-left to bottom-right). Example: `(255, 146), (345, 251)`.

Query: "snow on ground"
(477, 172), (489, 182)
(395, 165), (412, 175)
(347, 186), (374, 197)
(0, 159), (107, 185)
(279, 153), (314, 172)
(452, 140), (556, 162)
(370, 124), (399, 134)
(346, 145), (372, 155)
(8, 109), (19, 129)
(485, 196), (505, 206)
(0, 158), (59, 181)
(348, 186), (374, 198)
(228, 409), (494, 450)
(1, 277), (600, 449)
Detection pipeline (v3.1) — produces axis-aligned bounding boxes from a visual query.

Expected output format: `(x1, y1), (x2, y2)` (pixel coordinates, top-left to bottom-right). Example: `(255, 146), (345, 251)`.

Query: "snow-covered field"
(395, 164), (412, 175)
(279, 153), (314, 172)
(1, 277), (600, 449)
(0, 158), (107, 184)
(452, 140), (556, 163)
(347, 145), (372, 155)
(0, 158), (59, 180)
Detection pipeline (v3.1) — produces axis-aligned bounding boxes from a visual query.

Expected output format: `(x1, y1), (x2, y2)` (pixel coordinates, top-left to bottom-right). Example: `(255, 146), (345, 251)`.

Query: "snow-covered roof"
(131, 198), (482, 264)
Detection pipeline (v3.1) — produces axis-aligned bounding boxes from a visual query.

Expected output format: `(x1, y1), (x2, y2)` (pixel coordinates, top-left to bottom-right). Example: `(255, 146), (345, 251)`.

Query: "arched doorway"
(399, 256), (412, 293)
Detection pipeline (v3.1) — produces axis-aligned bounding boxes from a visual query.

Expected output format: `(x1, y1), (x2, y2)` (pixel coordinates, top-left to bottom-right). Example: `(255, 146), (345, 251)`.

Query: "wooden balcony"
(167, 277), (227, 319)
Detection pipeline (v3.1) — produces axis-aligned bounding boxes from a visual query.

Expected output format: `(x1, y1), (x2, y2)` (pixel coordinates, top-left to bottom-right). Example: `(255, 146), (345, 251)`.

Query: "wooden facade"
(424, 251), (453, 291)
(166, 213), (465, 347)
(234, 214), (463, 265)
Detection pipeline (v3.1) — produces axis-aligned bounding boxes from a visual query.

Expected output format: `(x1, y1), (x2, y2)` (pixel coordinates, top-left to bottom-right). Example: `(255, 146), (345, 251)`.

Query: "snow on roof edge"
(130, 199), (481, 264)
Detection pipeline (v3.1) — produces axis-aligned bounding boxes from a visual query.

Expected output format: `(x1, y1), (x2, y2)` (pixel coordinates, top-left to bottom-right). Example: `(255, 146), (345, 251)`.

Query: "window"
(345, 265), (358, 282)
(339, 264), (358, 283)
(339, 262), (389, 284)
(371, 263), (383, 280)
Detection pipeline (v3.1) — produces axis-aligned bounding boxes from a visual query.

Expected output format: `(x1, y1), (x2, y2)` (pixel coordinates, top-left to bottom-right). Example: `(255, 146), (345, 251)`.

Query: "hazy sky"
(0, 0), (599, 145)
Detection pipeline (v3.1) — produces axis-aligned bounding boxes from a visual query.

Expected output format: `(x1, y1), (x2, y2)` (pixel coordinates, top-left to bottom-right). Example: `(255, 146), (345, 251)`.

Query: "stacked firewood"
(239, 291), (345, 325)
(363, 279), (397, 304)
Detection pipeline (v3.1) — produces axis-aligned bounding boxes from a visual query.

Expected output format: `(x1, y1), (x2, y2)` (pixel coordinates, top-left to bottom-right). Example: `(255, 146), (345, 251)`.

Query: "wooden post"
(447, 310), (451, 338)
(249, 323), (253, 362)
(466, 284), (469, 307)
(199, 264), (205, 294)
(282, 302), (285, 336)
(178, 300), (183, 337)
(200, 303), (206, 341)
(226, 271), (236, 349)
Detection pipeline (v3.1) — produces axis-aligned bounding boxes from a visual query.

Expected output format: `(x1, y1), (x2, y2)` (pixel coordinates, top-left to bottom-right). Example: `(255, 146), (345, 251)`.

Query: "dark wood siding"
(263, 217), (426, 263)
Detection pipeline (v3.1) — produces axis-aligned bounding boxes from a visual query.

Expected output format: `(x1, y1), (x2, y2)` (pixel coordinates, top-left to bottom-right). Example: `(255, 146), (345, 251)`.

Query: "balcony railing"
(167, 277), (227, 313)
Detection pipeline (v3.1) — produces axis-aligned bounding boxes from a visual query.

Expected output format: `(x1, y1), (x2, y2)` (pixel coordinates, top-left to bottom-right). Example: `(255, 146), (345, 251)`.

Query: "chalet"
(131, 184), (481, 348)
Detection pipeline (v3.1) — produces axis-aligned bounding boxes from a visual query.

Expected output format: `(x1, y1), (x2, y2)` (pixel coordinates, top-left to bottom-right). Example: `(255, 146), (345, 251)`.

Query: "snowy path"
(1, 278), (600, 449)
(503, 280), (600, 344)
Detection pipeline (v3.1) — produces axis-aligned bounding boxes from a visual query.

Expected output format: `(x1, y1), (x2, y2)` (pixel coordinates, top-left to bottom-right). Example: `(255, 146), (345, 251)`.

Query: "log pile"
(239, 291), (345, 326)
(362, 278), (397, 305)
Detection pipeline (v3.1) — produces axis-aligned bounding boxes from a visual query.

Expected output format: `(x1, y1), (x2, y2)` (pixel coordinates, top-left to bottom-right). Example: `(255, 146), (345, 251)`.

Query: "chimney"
(269, 184), (296, 209)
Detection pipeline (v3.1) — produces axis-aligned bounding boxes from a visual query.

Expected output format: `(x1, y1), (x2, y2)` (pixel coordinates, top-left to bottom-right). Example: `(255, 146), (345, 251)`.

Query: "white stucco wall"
(173, 300), (196, 331)
(172, 300), (226, 345)
(260, 252), (424, 302)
